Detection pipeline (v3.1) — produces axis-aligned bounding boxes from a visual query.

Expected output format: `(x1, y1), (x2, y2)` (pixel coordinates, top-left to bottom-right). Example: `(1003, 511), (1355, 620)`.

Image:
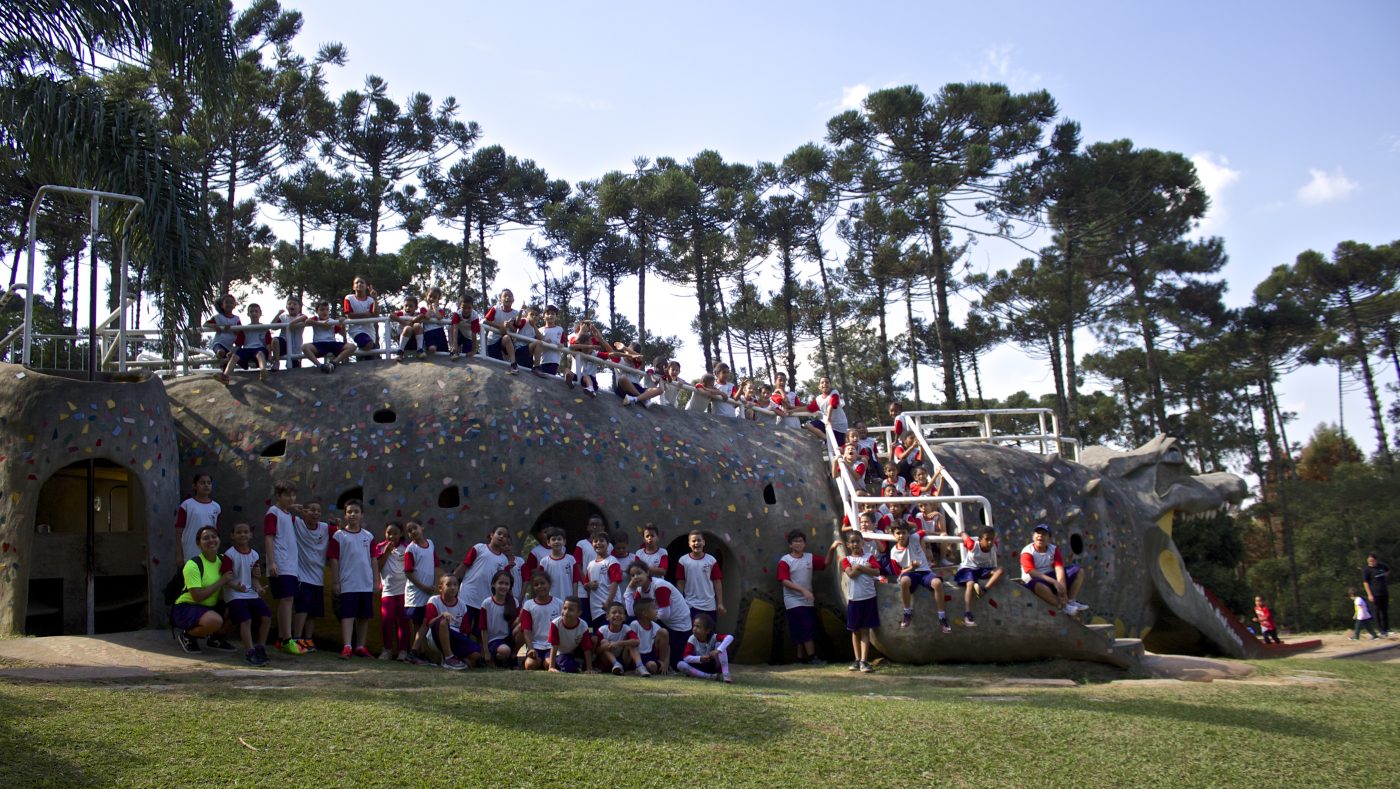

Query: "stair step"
(1085, 623), (1115, 634)
(1111, 637), (1144, 655)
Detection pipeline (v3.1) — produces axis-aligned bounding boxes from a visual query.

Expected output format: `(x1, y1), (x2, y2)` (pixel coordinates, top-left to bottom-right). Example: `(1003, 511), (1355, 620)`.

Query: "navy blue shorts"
(312, 340), (347, 357)
(846, 597), (879, 632)
(639, 650), (659, 667)
(786, 605), (816, 644)
(553, 651), (583, 673)
(514, 345), (533, 368)
(486, 340), (505, 360)
(455, 333), (474, 355)
(270, 574), (299, 600)
(211, 342), (233, 357)
(275, 337), (290, 357)
(954, 567), (996, 586)
(226, 597), (272, 624)
(336, 591), (374, 620)
(172, 602), (214, 631)
(463, 605), (481, 636)
(487, 638), (513, 661)
(349, 330), (374, 349)
(448, 631), (482, 659)
(235, 347), (266, 367)
(539, 362), (559, 375)
(405, 606), (427, 623)
(423, 327), (449, 351)
(665, 628), (692, 666)
(294, 582), (325, 617)
(902, 569), (938, 590)
(1024, 564), (1080, 594)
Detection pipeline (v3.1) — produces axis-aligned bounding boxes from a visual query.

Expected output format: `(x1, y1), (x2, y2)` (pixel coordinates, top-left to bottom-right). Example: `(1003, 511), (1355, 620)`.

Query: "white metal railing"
(905, 408), (1080, 461)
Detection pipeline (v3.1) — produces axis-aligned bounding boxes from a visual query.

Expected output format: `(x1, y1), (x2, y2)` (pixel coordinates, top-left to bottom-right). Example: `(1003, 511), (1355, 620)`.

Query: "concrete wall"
(0, 363), (179, 634)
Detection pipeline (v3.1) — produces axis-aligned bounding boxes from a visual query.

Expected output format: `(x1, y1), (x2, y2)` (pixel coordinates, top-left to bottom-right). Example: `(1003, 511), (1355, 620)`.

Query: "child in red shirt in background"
(1253, 596), (1281, 644)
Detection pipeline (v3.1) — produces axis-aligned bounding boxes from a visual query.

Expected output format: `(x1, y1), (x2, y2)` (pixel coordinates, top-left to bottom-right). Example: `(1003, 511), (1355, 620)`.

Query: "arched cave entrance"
(529, 499), (608, 553)
(663, 530), (740, 632)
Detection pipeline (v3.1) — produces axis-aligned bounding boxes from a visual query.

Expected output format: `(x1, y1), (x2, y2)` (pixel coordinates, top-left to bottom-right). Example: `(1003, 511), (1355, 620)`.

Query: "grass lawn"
(1, 654), (1397, 787)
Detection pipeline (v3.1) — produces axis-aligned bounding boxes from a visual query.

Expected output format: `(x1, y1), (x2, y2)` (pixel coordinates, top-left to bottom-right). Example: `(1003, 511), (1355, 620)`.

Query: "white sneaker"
(623, 395), (636, 406)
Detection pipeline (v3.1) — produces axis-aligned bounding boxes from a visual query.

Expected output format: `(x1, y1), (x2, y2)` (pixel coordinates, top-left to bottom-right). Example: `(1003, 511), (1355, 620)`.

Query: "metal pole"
(117, 240), (128, 371)
(23, 208), (37, 367)
(86, 194), (98, 635)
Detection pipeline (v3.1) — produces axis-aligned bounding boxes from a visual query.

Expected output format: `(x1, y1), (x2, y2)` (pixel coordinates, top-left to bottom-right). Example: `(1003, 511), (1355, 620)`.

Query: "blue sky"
(270, 0), (1400, 458)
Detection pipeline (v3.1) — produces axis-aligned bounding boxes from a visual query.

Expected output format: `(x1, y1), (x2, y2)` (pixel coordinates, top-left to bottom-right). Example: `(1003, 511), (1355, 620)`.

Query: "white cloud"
(975, 44), (1042, 91)
(1296, 167), (1358, 205)
(1190, 152), (1240, 235)
(837, 83), (871, 111)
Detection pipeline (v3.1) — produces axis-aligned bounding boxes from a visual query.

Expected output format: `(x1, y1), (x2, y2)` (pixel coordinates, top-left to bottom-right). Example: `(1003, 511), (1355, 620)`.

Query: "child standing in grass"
(401, 520), (438, 664)
(263, 481), (306, 655)
(221, 522), (271, 667)
(676, 531), (724, 624)
(841, 529), (881, 673)
(327, 499), (375, 659)
(777, 529), (837, 666)
(375, 522), (412, 660)
(679, 613), (733, 683)
(1349, 587), (1381, 640)
(292, 501), (331, 654)
(584, 530), (624, 629)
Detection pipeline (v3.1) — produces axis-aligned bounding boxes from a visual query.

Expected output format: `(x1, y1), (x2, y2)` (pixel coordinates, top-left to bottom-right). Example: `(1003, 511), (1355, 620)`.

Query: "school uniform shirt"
(634, 547), (669, 575)
(175, 497), (221, 560)
(676, 553), (723, 611)
(478, 596), (515, 644)
(610, 548), (635, 569)
(459, 543), (511, 610)
(684, 632), (731, 659)
(841, 553), (880, 602)
(1254, 604), (1275, 631)
(343, 293), (377, 317)
(520, 596), (564, 650)
(402, 540), (438, 608)
(632, 619), (663, 655)
(209, 312), (241, 350)
(327, 527), (376, 594)
(1019, 542), (1065, 583)
(538, 325), (566, 365)
(538, 553), (581, 603)
(594, 622), (635, 647)
(455, 309), (481, 339)
(884, 476), (909, 496)
(520, 544), (553, 581)
(425, 593), (471, 633)
(548, 616), (595, 655)
(891, 413), (914, 442)
(890, 536), (930, 573)
(959, 535), (999, 570)
(572, 538), (612, 597)
(777, 552), (827, 610)
(807, 389), (848, 433)
(624, 578), (691, 632)
(482, 305), (522, 338)
(711, 381), (739, 418)
(273, 310), (307, 357)
(422, 306), (454, 331)
(295, 519), (331, 585)
(235, 325), (272, 351)
(585, 555), (625, 620)
(308, 315), (346, 343)
(375, 540), (408, 596)
(1354, 596), (1374, 621)
(506, 555), (525, 606)
(220, 546), (261, 602)
(262, 506), (303, 577)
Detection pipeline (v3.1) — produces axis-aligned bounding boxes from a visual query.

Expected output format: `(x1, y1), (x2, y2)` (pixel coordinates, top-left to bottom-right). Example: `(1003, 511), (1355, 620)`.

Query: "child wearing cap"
(1019, 524), (1088, 615)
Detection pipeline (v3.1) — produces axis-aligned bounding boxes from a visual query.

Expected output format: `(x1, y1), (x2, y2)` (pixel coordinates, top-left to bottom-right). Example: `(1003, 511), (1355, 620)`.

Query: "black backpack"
(162, 556), (208, 606)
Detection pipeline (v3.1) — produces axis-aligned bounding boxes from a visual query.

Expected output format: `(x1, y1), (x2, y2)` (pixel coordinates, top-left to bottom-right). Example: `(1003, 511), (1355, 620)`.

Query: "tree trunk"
(1341, 291), (1394, 466)
(813, 236), (848, 393)
(970, 348), (986, 407)
(635, 231), (647, 344)
(692, 226), (713, 371)
(928, 201), (958, 408)
(905, 281), (921, 410)
(779, 234), (798, 386)
(1130, 267), (1169, 433)
(1047, 330), (1067, 422)
(956, 350), (971, 406)
(875, 275), (893, 404)
(478, 217), (488, 305)
(716, 276), (737, 373)
(458, 209), (472, 302)
(221, 157), (238, 296)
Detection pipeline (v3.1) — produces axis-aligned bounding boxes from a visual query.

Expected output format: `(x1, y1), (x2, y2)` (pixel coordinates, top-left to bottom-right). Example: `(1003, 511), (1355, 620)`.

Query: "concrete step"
(1085, 623), (1115, 636)
(1111, 638), (1145, 660)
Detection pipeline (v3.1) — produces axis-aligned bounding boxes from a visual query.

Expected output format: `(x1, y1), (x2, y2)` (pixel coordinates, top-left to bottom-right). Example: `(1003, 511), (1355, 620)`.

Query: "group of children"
(204, 280), (858, 436)
(172, 480), (738, 681)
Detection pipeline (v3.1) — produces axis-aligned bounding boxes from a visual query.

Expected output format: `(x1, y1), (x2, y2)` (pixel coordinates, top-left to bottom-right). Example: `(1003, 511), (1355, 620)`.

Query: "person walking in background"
(1363, 553), (1389, 637)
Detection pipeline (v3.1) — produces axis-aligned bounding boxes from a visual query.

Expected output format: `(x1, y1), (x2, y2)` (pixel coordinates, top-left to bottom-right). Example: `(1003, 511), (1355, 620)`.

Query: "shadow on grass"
(0, 689), (142, 786)
(1028, 694), (1342, 738)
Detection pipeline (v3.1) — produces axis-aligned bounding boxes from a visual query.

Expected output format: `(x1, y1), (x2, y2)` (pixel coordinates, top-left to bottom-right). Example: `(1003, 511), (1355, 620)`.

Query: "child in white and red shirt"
(401, 520), (439, 663)
(567, 319), (606, 395)
(452, 294), (481, 358)
(342, 275), (378, 351)
(533, 304), (566, 376)
(609, 530), (635, 569)
(593, 601), (641, 676)
(520, 573), (564, 671)
(769, 371), (803, 428)
(956, 527), (1004, 627)
(374, 521), (412, 660)
(547, 597), (596, 673)
(483, 288), (524, 373)
(891, 521), (950, 634)
(327, 499), (375, 659)
(452, 525), (512, 633)
(272, 296), (309, 369)
(479, 570), (519, 667)
(679, 614), (733, 683)
(262, 481), (306, 654)
(221, 521), (271, 666)
(841, 529), (881, 673)
(623, 562), (692, 669)
(635, 524), (669, 578)
(425, 574), (481, 670)
(584, 531), (625, 628)
(391, 295), (425, 359)
(777, 529), (837, 665)
(420, 287), (454, 356)
(804, 376), (848, 446)
(676, 531), (724, 624)
(174, 473), (221, 563)
(204, 293), (241, 363)
(220, 303), (274, 383)
(630, 597), (668, 675)
(573, 516), (612, 599)
(292, 501), (331, 653)
(533, 527), (580, 605)
(302, 300), (356, 373)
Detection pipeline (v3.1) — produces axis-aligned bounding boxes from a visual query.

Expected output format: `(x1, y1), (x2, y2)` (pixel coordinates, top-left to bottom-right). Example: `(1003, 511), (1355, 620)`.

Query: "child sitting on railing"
(272, 296), (308, 369)
(302, 300), (356, 373)
(391, 295), (424, 360)
(219, 303), (275, 383)
(420, 287), (455, 357)
(205, 294), (240, 365)
(483, 288), (524, 374)
(342, 276), (379, 355)
(567, 319), (605, 397)
(452, 294), (480, 359)
(532, 304), (565, 376)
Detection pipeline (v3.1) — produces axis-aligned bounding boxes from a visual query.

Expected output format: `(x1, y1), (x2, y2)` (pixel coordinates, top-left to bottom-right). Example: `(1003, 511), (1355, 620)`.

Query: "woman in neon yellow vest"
(173, 525), (235, 653)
